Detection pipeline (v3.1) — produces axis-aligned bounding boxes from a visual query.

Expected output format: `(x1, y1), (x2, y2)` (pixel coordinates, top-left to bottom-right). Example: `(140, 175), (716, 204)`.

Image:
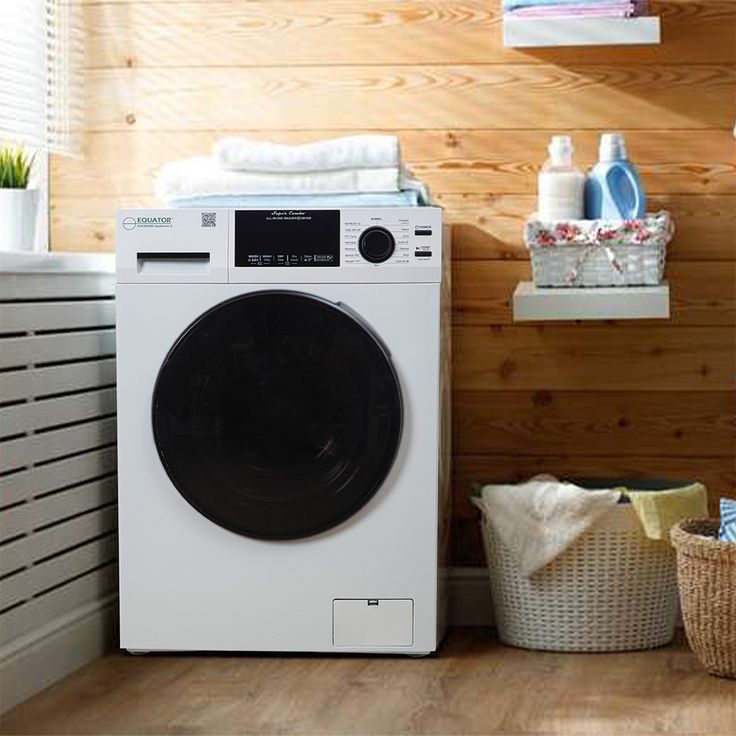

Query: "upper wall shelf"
(503, 16), (661, 48)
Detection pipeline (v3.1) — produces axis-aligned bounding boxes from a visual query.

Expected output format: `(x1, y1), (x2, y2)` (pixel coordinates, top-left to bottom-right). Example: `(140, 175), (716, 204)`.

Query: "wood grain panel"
(52, 129), (736, 197)
(440, 194), (736, 261)
(452, 260), (736, 326)
(453, 325), (735, 392)
(82, 1), (736, 67)
(453, 454), (736, 521)
(83, 65), (734, 132)
(453, 390), (734, 457)
(50, 196), (154, 251)
(49, 194), (736, 261)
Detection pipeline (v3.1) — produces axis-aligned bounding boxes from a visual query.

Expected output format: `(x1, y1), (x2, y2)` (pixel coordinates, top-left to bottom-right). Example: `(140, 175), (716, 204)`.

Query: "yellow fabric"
(624, 483), (708, 542)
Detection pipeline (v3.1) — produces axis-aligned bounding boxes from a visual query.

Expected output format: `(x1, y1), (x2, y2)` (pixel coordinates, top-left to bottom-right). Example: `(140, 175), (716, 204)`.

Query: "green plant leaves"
(0, 145), (35, 188)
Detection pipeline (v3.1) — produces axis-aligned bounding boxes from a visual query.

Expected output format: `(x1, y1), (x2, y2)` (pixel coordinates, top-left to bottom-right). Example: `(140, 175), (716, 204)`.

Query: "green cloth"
(624, 483), (708, 542)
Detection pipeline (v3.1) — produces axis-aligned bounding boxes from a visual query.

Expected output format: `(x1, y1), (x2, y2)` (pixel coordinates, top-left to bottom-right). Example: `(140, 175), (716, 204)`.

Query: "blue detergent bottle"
(585, 133), (646, 219)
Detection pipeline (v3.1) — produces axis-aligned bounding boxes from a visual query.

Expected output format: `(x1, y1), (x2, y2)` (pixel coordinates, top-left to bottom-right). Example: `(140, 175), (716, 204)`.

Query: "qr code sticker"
(201, 212), (217, 228)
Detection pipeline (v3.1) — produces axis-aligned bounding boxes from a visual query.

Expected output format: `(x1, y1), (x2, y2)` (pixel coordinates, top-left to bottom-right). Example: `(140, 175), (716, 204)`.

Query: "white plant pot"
(0, 188), (39, 252)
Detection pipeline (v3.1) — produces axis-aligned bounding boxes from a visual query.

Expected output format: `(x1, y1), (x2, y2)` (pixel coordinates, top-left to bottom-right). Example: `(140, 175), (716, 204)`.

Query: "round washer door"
(152, 291), (402, 540)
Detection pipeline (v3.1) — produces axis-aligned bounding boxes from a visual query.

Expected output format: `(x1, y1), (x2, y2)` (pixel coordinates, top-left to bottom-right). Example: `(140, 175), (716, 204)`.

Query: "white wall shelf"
(513, 282), (670, 322)
(503, 16), (661, 48)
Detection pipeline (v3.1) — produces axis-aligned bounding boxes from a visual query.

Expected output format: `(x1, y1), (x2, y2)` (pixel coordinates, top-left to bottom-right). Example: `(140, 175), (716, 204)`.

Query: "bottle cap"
(548, 135), (573, 166)
(599, 133), (628, 162)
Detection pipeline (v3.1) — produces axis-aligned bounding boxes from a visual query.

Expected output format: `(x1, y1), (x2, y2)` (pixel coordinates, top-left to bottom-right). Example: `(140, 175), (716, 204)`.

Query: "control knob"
(358, 226), (395, 264)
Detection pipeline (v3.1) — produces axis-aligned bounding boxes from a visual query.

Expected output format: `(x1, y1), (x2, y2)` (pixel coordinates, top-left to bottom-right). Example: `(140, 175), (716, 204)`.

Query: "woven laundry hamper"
(671, 519), (736, 678)
(480, 482), (680, 652)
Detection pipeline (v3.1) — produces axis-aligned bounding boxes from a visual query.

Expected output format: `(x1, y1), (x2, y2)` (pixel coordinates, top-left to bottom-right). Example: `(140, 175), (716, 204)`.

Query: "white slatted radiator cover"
(0, 269), (117, 713)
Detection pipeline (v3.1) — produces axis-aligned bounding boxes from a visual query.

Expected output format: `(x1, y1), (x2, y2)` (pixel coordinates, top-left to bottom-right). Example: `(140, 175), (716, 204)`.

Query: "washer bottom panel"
(333, 599), (413, 647)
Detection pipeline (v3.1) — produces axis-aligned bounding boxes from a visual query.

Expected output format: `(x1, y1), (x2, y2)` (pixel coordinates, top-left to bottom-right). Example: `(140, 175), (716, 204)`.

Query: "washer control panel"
(342, 208), (442, 268)
(118, 207), (443, 284)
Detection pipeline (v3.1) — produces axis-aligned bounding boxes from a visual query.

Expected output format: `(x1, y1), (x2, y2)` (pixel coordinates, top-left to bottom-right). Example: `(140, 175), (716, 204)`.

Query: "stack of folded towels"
(504, 0), (647, 18)
(155, 135), (430, 208)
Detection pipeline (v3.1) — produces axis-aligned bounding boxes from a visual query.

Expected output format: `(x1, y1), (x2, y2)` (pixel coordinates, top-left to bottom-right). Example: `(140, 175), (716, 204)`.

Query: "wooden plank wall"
(52, 0), (736, 565)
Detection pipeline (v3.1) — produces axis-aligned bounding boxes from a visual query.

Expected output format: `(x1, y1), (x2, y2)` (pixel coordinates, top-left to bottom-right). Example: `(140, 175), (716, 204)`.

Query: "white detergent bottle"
(537, 135), (585, 221)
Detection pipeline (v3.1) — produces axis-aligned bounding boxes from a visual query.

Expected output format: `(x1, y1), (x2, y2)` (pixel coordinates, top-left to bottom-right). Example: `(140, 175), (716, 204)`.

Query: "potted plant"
(0, 144), (37, 251)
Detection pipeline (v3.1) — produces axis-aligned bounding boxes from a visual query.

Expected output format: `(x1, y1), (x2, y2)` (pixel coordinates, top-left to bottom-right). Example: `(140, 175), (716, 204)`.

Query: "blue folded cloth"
(719, 498), (736, 542)
(166, 190), (426, 209)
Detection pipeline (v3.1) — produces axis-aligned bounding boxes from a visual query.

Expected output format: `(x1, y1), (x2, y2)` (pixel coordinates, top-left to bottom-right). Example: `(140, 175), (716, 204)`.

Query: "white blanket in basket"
(473, 475), (621, 576)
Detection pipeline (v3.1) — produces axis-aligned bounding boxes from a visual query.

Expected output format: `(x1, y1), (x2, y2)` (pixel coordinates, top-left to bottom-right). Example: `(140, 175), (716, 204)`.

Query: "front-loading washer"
(115, 207), (450, 654)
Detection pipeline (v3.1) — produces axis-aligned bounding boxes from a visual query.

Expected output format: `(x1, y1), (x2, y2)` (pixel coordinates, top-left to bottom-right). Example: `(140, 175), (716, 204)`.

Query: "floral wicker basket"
(671, 519), (736, 678)
(525, 211), (673, 287)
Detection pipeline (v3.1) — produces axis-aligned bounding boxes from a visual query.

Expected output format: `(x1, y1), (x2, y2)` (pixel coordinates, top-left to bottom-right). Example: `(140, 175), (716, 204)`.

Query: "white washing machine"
(116, 207), (450, 655)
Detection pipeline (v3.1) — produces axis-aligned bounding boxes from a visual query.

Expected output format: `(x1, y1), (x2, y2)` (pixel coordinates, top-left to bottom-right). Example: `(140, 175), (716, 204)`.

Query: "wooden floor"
(2, 628), (734, 736)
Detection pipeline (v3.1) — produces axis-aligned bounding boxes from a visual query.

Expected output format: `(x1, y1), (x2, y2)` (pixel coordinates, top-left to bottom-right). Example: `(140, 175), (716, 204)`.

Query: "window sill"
(0, 251), (115, 274)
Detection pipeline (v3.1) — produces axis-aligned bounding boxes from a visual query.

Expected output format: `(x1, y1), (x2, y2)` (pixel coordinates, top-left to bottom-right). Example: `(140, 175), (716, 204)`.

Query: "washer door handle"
(335, 301), (392, 359)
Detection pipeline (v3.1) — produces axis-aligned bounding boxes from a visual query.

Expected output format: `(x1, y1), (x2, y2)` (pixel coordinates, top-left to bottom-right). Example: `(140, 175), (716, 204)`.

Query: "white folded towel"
(154, 156), (405, 202)
(213, 135), (401, 173)
(472, 475), (621, 576)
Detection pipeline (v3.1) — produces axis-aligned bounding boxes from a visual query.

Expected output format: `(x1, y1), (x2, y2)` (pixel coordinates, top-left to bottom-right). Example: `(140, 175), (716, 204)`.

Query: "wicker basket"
(525, 212), (672, 287)
(480, 501), (679, 652)
(671, 519), (736, 678)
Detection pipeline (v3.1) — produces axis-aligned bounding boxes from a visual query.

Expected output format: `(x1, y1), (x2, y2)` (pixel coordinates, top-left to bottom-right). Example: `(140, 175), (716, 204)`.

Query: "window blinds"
(0, 1), (83, 156)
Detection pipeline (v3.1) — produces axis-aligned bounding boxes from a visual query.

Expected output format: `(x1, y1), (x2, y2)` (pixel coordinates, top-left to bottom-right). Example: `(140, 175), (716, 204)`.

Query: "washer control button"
(358, 226), (395, 264)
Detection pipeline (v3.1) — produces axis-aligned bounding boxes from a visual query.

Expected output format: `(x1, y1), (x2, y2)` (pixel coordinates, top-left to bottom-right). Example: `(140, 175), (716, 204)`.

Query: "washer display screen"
(151, 291), (402, 539)
(234, 210), (340, 267)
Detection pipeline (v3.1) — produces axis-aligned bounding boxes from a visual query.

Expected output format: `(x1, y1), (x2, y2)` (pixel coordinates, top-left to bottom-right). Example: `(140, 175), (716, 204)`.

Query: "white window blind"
(0, 1), (83, 156)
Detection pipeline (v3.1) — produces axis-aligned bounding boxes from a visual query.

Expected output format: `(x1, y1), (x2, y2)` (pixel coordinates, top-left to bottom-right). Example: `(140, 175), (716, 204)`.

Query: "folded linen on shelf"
(503, 0), (645, 10)
(472, 475), (621, 576)
(213, 135), (401, 173)
(624, 483), (708, 542)
(155, 156), (414, 201)
(166, 190), (426, 208)
(507, 2), (643, 17)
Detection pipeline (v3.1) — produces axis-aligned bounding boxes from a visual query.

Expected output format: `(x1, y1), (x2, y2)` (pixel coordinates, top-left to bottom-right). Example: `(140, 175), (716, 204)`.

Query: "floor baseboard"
(0, 595), (119, 715)
(447, 566), (494, 626)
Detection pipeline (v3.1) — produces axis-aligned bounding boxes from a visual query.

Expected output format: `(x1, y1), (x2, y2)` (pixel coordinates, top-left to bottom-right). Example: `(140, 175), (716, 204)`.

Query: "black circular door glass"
(152, 291), (402, 540)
